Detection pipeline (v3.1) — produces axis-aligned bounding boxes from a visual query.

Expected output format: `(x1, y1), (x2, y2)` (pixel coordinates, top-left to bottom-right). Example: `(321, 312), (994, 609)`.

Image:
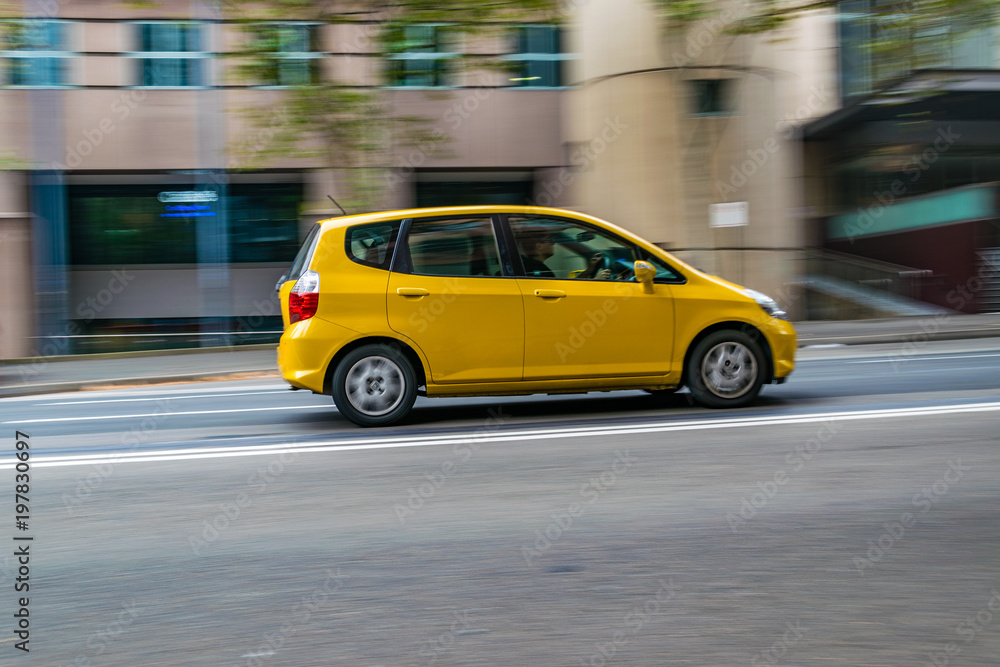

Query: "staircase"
(978, 248), (1000, 313)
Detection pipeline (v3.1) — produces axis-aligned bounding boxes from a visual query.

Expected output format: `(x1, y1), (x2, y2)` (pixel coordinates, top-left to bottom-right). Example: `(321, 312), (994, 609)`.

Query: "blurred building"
(565, 0), (839, 320)
(3, 1), (999, 359)
(0, 2), (569, 358)
(802, 3), (1000, 316)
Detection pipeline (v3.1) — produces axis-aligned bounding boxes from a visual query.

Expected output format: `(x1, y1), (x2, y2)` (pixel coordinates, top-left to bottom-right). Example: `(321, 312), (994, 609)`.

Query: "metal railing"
(805, 249), (935, 302)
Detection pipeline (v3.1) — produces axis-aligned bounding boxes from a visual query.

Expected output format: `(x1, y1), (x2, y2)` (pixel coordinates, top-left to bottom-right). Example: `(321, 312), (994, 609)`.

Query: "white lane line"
(43, 390), (291, 406)
(5, 401), (999, 469)
(849, 353), (1000, 364)
(3, 404), (330, 424)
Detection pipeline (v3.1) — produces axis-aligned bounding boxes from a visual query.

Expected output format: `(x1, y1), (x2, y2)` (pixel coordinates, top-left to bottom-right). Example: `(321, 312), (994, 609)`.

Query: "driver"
(521, 231), (611, 279)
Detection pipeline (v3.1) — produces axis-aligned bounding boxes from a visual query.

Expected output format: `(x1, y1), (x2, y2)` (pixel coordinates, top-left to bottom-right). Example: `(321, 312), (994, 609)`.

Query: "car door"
(507, 214), (675, 380)
(387, 215), (524, 384)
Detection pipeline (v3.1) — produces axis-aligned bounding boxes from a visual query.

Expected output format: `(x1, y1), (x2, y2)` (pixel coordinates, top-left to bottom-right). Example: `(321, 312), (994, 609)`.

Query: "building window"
(690, 79), (732, 116)
(228, 182), (304, 263)
(246, 23), (322, 86)
(4, 20), (71, 87)
(386, 25), (455, 87)
(134, 22), (205, 87)
(68, 181), (305, 266)
(507, 26), (566, 88)
(838, 1), (996, 100)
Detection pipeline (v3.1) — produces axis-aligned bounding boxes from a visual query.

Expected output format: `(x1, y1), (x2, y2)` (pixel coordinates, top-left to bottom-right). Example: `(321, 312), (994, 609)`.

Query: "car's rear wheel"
(332, 344), (417, 427)
(686, 330), (764, 409)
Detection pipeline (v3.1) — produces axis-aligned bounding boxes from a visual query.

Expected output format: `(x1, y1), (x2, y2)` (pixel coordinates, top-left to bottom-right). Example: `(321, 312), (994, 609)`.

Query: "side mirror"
(275, 274), (288, 293)
(634, 261), (655, 294)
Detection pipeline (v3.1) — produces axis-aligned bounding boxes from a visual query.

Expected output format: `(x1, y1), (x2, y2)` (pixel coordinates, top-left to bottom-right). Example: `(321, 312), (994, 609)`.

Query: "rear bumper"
(277, 317), (357, 394)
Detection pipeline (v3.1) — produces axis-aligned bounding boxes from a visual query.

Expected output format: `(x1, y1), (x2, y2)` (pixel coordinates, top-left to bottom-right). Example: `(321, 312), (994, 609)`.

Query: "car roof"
(316, 206), (609, 230)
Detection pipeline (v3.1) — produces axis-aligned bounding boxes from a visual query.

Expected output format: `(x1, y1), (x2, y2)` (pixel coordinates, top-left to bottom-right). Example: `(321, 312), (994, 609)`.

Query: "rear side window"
(347, 221), (401, 270)
(286, 223), (321, 282)
(402, 217), (502, 277)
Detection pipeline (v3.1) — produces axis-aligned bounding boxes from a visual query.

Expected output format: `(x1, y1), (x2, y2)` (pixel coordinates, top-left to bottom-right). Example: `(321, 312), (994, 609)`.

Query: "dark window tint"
(347, 221), (401, 270)
(404, 217), (501, 277)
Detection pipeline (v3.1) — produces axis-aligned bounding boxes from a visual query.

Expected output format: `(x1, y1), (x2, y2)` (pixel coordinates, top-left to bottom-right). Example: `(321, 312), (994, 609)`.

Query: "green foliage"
(649, 0), (714, 25)
(225, 0), (558, 209)
(657, 0), (1000, 92)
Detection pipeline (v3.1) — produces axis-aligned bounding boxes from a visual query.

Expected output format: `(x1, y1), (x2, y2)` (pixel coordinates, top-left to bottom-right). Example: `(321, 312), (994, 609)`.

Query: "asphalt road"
(1, 339), (998, 666)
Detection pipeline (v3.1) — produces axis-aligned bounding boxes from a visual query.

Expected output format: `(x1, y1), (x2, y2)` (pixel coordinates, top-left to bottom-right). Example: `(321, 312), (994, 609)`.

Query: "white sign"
(710, 202), (748, 228)
(158, 191), (219, 203)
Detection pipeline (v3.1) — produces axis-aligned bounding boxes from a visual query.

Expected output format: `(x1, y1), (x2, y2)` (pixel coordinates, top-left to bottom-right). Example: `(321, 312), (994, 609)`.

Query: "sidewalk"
(2, 313), (999, 399)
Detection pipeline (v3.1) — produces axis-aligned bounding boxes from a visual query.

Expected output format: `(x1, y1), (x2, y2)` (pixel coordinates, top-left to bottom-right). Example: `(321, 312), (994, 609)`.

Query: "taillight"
(288, 270), (320, 324)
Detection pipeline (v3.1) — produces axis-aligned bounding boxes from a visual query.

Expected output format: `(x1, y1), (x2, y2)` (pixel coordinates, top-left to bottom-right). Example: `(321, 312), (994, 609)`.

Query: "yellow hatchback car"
(276, 206), (795, 426)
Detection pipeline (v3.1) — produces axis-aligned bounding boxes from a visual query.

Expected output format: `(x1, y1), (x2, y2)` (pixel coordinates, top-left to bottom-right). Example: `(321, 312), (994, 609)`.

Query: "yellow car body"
(276, 206), (795, 426)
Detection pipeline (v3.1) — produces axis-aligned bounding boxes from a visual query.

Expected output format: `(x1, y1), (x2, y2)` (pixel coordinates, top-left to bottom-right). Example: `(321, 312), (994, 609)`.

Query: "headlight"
(745, 289), (788, 321)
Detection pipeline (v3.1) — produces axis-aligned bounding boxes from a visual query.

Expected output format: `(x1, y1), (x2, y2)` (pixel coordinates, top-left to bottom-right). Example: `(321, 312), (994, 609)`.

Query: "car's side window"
(508, 216), (639, 281)
(346, 221), (401, 270)
(403, 217), (502, 277)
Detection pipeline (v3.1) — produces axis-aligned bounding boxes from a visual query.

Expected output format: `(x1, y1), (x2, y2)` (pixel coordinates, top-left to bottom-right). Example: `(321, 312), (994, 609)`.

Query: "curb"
(0, 343), (277, 366)
(797, 327), (1000, 347)
(0, 369), (280, 399)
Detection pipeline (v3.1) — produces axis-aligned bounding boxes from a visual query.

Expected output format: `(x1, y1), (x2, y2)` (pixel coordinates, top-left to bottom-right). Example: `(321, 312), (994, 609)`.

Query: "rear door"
(387, 215), (524, 383)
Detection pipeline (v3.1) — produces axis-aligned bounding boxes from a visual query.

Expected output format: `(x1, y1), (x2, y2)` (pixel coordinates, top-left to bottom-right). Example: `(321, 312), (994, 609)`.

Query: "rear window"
(286, 223), (321, 282)
(346, 221), (401, 270)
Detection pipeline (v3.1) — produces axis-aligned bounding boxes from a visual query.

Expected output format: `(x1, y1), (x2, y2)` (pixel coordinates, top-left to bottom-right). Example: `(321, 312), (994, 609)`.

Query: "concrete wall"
(566, 0), (840, 316)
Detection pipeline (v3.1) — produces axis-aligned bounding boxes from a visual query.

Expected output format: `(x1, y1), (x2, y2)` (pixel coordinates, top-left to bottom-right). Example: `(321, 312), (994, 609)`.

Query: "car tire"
(331, 344), (418, 427)
(686, 330), (765, 409)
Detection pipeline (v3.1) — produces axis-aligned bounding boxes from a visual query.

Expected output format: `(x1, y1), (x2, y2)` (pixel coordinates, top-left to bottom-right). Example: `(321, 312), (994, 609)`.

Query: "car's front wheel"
(331, 344), (417, 427)
(686, 330), (765, 409)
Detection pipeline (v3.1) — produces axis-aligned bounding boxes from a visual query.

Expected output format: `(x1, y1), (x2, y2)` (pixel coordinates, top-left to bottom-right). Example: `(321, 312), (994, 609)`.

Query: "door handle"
(534, 289), (566, 298)
(397, 287), (430, 297)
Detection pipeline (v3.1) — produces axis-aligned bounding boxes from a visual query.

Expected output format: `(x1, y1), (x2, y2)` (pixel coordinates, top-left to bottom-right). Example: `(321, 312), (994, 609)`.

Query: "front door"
(508, 215), (674, 380)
